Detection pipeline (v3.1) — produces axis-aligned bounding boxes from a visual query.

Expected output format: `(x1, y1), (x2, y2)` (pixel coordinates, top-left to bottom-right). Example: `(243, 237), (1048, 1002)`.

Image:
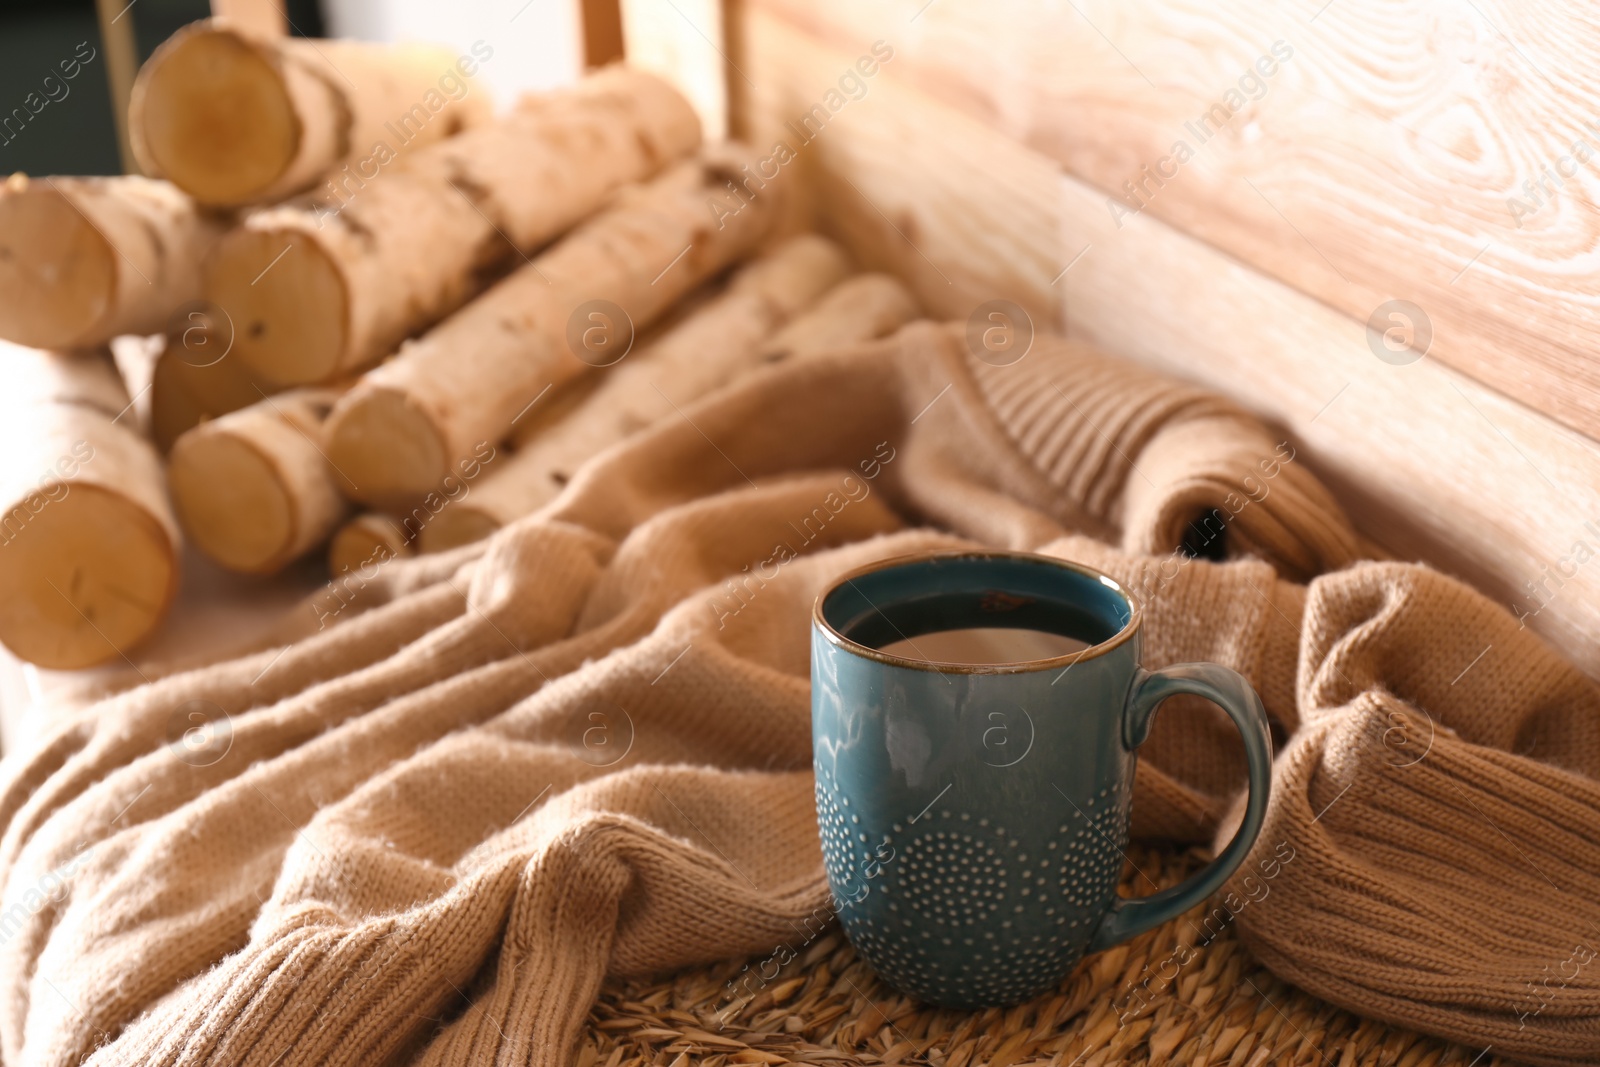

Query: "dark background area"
(0, 0), (324, 177)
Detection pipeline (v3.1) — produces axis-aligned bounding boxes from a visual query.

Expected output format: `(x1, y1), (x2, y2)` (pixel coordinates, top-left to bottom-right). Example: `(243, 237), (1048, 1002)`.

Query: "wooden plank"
(747, 0), (1600, 447)
(737, 9), (1061, 328)
(619, 0), (731, 137)
(734, 6), (1600, 676)
(93, 0), (142, 174)
(581, 0), (627, 68)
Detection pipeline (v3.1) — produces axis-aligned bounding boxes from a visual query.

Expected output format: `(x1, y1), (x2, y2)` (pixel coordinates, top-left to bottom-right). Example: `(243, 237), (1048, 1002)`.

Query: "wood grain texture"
(738, 9), (1061, 329)
(733, 6), (1600, 676)
(747, 0), (1600, 445)
(132, 22), (492, 208)
(0, 347), (179, 670)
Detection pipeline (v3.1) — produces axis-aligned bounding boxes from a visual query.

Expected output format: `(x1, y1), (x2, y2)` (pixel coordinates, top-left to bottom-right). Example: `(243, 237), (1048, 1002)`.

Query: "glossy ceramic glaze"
(811, 551), (1272, 1009)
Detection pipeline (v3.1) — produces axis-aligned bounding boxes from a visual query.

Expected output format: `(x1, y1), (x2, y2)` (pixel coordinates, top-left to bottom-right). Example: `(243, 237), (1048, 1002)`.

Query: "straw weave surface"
(582, 845), (1512, 1067)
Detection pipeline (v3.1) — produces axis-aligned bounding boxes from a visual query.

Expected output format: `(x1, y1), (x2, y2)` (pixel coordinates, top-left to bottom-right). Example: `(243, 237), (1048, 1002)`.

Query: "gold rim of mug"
(812, 549), (1143, 675)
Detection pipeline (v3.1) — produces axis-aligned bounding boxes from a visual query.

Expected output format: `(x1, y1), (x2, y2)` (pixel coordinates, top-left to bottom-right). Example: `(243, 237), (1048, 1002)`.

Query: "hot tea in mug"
(811, 550), (1272, 1008)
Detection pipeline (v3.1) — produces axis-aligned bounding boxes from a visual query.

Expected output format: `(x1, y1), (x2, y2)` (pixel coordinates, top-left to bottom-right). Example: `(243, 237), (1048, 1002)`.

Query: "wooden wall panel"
(737, 16), (1062, 330)
(751, 0), (1600, 446)
(732, 5), (1600, 677)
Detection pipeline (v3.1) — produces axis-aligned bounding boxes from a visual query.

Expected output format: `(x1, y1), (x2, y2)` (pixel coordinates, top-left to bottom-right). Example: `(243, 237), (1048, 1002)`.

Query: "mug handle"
(1087, 662), (1274, 953)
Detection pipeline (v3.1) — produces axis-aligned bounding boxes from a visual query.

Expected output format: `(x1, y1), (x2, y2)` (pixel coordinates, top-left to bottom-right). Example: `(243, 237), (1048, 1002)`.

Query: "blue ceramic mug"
(811, 550), (1272, 1008)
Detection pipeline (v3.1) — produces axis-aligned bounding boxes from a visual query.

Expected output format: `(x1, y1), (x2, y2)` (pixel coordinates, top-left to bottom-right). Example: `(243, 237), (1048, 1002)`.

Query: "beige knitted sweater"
(1, 323), (1596, 1067)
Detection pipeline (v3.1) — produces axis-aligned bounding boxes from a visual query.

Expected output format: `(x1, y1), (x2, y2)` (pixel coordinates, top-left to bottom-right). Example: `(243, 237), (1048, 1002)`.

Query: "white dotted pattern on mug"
(815, 763), (880, 901)
(815, 762), (1129, 1005)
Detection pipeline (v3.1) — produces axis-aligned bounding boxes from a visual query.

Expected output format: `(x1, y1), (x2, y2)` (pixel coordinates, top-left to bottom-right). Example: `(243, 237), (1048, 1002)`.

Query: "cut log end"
(0, 183), (116, 349)
(207, 227), (347, 385)
(150, 345), (269, 453)
(324, 386), (449, 508)
(0, 484), (176, 670)
(418, 506), (501, 554)
(328, 513), (414, 573)
(168, 430), (296, 574)
(132, 26), (301, 205)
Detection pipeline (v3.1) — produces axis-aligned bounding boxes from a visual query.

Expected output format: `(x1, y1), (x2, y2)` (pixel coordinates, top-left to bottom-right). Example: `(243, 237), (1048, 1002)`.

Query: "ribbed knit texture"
(0, 322), (1594, 1065)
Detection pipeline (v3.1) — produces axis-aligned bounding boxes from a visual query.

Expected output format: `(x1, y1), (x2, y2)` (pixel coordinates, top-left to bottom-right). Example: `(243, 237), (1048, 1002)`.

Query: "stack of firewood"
(0, 19), (919, 671)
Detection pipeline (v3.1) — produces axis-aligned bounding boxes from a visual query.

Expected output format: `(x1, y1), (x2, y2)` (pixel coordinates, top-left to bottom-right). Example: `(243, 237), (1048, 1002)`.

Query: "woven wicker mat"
(580, 844), (1515, 1067)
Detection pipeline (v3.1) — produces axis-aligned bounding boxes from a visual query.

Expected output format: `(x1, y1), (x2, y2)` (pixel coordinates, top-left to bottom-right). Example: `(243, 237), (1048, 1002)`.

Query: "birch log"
(167, 388), (349, 574)
(0, 175), (225, 350)
(420, 247), (923, 551)
(328, 513), (414, 575)
(324, 146), (782, 508)
(130, 19), (491, 207)
(203, 66), (701, 386)
(756, 273), (921, 363)
(149, 337), (273, 452)
(0, 344), (179, 669)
